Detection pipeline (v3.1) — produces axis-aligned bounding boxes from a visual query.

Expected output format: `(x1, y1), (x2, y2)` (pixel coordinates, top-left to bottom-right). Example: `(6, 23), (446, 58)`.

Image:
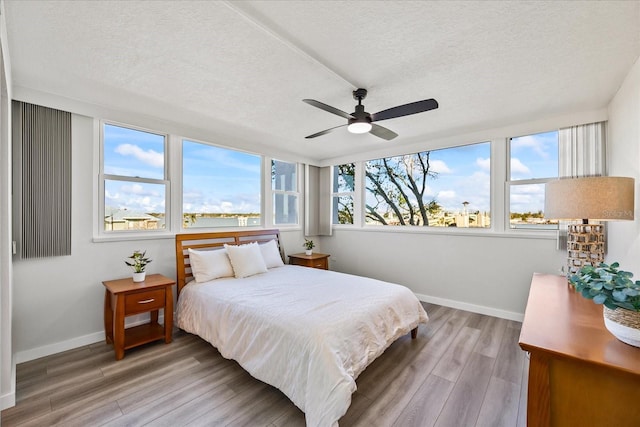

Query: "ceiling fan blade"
(303, 99), (354, 119)
(371, 98), (439, 122)
(305, 124), (348, 139)
(369, 123), (398, 141)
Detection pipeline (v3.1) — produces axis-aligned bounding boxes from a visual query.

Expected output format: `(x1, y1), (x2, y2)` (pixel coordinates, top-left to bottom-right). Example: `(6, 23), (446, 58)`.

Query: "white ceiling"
(4, 1), (640, 163)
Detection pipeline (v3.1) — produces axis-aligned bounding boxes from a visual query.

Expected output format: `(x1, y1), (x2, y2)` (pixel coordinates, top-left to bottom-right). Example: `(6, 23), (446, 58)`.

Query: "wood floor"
(1, 303), (529, 426)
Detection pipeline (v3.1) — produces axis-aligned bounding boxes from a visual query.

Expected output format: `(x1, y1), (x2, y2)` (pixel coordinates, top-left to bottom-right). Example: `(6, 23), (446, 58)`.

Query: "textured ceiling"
(4, 1), (640, 163)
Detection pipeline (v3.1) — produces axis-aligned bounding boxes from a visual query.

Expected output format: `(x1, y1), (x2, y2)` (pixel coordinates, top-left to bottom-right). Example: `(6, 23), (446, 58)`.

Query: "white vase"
(132, 272), (146, 282)
(305, 249), (312, 256)
(603, 306), (640, 348)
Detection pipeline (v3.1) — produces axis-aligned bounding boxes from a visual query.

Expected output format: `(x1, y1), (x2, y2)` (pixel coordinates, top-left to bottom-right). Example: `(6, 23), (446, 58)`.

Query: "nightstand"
(288, 253), (330, 270)
(102, 274), (174, 360)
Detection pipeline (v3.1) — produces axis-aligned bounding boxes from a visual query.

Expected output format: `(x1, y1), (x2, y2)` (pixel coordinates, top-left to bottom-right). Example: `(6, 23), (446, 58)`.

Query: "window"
(508, 131), (559, 229)
(182, 140), (261, 228)
(364, 142), (491, 227)
(332, 163), (355, 225)
(272, 159), (298, 225)
(102, 124), (167, 232)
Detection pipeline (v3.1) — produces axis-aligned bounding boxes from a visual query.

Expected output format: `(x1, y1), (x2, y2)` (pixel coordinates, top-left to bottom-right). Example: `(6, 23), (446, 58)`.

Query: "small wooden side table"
(103, 273), (174, 360)
(288, 253), (330, 270)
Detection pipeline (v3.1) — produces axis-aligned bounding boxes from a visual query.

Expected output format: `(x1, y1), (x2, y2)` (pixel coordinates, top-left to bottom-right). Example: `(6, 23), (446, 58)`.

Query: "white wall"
(321, 229), (563, 320)
(0, 0), (14, 409)
(608, 56), (640, 271)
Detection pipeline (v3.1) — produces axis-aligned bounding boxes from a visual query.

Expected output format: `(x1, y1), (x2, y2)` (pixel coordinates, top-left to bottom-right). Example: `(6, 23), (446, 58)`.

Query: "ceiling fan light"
(347, 121), (372, 134)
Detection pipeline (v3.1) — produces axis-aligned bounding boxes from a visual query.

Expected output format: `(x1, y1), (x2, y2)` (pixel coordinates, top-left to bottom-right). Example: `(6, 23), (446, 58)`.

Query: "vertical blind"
(556, 121), (607, 250)
(13, 101), (72, 258)
(559, 121), (606, 178)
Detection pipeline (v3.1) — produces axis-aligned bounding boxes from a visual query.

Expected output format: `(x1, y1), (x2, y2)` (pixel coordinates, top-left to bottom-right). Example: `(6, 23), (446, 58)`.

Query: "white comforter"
(176, 265), (428, 427)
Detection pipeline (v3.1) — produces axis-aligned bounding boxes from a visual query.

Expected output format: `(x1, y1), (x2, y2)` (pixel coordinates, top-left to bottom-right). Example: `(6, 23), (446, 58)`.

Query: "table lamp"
(544, 176), (635, 276)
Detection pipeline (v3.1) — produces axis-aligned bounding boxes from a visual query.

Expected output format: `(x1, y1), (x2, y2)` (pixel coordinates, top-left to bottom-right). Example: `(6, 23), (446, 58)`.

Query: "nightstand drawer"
(125, 289), (165, 314)
(288, 253), (330, 270)
(309, 259), (328, 269)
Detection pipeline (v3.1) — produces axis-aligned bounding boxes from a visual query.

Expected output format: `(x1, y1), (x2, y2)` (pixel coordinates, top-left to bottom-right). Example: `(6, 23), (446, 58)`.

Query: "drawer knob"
(138, 298), (155, 304)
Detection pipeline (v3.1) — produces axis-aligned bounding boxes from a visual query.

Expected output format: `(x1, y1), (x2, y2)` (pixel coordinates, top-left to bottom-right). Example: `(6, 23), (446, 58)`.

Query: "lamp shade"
(545, 176), (635, 221)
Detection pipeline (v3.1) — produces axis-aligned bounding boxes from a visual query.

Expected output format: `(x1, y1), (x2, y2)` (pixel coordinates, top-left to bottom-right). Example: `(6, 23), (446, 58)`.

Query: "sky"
(103, 124), (558, 218)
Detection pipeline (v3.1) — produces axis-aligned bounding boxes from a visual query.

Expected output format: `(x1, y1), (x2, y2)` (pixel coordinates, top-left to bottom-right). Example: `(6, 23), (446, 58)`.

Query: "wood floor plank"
(434, 353), (495, 427)
(109, 360), (246, 425)
(492, 325), (525, 385)
(55, 401), (123, 427)
(475, 377), (520, 427)
(1, 304), (528, 427)
(473, 316), (508, 358)
(432, 325), (481, 382)
(145, 383), (239, 427)
(179, 382), (272, 427)
(392, 374), (455, 427)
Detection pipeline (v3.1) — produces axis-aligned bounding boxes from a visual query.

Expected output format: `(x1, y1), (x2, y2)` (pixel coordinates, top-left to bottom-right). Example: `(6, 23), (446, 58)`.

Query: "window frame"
(270, 158), (300, 227)
(331, 163), (356, 226)
(360, 141), (492, 230)
(180, 137), (264, 231)
(506, 130), (560, 233)
(99, 121), (170, 236)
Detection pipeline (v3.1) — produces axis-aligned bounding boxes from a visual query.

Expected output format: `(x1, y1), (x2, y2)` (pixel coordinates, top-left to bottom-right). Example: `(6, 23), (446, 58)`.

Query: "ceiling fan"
(303, 88), (438, 141)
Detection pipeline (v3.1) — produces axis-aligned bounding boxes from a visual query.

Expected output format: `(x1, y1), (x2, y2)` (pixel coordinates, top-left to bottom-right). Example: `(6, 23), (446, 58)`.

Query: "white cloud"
(437, 190), (456, 200)
(510, 158), (531, 176)
(511, 134), (551, 159)
(476, 157), (490, 172)
(430, 159), (451, 174)
(115, 144), (164, 168)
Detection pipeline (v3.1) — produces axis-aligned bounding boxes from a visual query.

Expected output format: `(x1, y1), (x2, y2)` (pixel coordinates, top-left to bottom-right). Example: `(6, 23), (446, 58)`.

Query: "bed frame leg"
(411, 327), (417, 339)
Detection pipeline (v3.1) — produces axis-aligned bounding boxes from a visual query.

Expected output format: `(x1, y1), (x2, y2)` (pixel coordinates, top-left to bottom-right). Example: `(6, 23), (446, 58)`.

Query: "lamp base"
(567, 223), (604, 276)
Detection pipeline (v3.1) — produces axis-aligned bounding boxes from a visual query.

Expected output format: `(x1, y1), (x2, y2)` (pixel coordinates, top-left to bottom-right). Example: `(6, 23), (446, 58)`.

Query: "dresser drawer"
(125, 288), (165, 314)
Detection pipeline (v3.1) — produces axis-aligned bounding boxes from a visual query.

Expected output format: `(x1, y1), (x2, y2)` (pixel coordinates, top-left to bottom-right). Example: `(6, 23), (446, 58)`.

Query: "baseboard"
(415, 293), (524, 322)
(15, 313), (167, 364)
(15, 330), (105, 364)
(0, 362), (16, 410)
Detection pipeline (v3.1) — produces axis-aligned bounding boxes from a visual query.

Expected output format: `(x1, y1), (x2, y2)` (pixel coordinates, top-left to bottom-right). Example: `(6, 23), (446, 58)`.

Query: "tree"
(364, 151), (438, 226)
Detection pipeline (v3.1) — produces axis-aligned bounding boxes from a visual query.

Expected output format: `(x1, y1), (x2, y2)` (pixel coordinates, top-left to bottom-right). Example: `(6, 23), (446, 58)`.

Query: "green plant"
(570, 262), (640, 312)
(125, 250), (152, 273)
(303, 239), (315, 250)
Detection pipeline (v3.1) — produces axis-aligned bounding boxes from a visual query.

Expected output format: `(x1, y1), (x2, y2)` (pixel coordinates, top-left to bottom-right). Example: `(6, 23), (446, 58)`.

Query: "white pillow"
(188, 248), (234, 283)
(259, 239), (285, 268)
(224, 242), (268, 278)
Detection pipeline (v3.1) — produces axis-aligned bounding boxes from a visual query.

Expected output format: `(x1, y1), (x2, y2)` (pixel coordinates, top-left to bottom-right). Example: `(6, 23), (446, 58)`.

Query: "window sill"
(331, 225), (558, 240)
(93, 225), (303, 243)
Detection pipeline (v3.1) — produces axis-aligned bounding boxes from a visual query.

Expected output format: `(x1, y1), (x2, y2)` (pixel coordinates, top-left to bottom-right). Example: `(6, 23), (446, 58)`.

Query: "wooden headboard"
(175, 229), (283, 295)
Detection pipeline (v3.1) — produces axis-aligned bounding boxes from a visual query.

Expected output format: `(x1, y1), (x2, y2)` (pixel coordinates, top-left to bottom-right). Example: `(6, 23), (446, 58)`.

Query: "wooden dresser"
(519, 273), (640, 427)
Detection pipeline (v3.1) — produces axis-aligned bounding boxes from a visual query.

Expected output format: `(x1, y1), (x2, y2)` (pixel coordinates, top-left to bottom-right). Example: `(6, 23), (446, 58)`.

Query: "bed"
(175, 230), (429, 427)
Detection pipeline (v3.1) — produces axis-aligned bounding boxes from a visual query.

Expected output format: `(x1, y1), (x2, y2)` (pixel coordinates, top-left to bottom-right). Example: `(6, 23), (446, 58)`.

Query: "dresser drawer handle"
(138, 298), (155, 304)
